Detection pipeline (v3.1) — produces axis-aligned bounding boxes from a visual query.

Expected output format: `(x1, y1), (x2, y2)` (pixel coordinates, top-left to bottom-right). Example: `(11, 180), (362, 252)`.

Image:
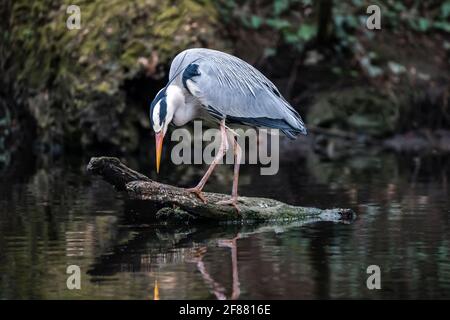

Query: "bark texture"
(87, 156), (356, 222)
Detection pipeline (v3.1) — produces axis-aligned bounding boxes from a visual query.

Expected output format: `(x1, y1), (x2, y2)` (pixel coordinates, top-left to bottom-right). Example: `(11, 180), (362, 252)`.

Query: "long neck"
(167, 84), (197, 126)
(166, 84), (184, 119)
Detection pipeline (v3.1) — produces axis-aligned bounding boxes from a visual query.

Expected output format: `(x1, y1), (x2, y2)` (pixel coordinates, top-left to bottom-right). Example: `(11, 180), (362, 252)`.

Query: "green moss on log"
(87, 156), (356, 223)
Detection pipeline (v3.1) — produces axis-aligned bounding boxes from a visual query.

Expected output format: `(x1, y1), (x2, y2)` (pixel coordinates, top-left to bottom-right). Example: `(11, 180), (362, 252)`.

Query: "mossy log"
(87, 157), (356, 222)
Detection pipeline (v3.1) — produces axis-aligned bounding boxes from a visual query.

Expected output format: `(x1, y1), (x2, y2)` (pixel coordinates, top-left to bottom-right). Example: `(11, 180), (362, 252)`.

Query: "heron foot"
(217, 198), (241, 215)
(186, 187), (207, 203)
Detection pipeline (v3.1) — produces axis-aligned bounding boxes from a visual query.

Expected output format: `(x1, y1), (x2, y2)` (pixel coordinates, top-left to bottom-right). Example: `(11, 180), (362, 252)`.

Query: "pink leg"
(186, 120), (228, 203)
(218, 136), (242, 214)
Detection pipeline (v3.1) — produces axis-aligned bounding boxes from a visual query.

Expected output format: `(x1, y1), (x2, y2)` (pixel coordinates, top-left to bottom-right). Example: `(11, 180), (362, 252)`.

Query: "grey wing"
(180, 50), (306, 137)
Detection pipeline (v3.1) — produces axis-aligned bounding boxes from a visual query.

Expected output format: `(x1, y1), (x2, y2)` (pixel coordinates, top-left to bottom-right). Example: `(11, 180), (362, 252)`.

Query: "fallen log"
(87, 157), (355, 222)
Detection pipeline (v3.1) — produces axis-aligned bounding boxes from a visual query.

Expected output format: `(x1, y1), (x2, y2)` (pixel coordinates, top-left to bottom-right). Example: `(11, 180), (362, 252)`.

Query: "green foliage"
(216, 0), (450, 58)
(330, 0), (450, 77)
(216, 0), (315, 52)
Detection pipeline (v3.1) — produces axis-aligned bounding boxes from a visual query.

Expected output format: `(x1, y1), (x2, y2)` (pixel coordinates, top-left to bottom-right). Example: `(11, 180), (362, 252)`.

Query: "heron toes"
(217, 198), (241, 214)
(186, 187), (207, 203)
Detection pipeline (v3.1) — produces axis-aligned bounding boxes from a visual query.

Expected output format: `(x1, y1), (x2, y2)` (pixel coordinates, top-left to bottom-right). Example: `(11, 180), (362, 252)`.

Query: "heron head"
(150, 88), (171, 174)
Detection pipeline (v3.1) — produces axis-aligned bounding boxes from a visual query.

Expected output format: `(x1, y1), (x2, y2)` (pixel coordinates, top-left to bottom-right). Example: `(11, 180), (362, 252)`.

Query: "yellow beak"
(155, 132), (164, 174)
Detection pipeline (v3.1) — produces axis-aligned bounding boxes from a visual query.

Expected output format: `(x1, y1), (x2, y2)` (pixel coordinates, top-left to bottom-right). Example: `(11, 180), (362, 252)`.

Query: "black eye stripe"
(159, 97), (167, 125)
(150, 89), (167, 127)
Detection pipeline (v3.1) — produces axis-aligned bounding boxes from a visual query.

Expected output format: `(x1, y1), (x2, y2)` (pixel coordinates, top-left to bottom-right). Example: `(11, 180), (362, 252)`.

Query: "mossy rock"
(308, 87), (399, 137)
(2, 0), (230, 152)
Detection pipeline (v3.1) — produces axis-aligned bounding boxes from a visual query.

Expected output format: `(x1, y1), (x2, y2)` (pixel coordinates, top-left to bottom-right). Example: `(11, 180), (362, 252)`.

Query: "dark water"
(1, 146), (449, 299)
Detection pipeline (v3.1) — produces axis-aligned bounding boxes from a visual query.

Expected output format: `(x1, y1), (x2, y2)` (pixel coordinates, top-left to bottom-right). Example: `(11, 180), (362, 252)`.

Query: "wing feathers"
(174, 48), (307, 136)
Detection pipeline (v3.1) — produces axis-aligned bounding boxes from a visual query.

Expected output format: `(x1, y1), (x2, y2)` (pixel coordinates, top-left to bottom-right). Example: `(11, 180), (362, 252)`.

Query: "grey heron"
(150, 48), (306, 212)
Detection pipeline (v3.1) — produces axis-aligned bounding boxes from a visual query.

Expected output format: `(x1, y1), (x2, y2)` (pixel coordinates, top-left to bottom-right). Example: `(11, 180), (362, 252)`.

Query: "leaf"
(392, 1), (406, 12)
(266, 18), (291, 30)
(387, 61), (406, 75)
(351, 0), (363, 6)
(418, 18), (430, 32)
(442, 2), (450, 18)
(297, 24), (317, 41)
(344, 15), (358, 28)
(284, 32), (299, 44)
(250, 15), (263, 29)
(360, 56), (383, 78)
(332, 67), (342, 75)
(263, 47), (277, 58)
(273, 0), (290, 16)
(434, 21), (450, 33)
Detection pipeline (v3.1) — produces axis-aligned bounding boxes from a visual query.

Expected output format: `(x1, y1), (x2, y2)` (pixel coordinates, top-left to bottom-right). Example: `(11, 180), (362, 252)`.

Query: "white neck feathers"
(168, 85), (198, 126)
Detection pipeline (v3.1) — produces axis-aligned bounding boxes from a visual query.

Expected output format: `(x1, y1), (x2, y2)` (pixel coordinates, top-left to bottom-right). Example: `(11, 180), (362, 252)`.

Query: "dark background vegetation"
(1, 0), (450, 164)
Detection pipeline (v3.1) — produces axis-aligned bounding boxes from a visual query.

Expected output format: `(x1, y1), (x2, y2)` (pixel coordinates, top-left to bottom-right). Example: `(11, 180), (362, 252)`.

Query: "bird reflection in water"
(153, 279), (159, 300)
(188, 235), (241, 300)
(88, 219), (344, 300)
